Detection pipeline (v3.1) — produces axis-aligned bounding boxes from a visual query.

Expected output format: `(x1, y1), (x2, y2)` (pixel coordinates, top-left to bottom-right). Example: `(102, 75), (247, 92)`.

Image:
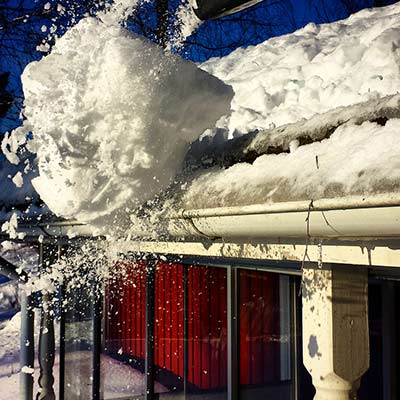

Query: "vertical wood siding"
(154, 262), (185, 388)
(105, 261), (146, 366)
(238, 269), (281, 386)
(187, 265), (228, 390)
(105, 263), (282, 392)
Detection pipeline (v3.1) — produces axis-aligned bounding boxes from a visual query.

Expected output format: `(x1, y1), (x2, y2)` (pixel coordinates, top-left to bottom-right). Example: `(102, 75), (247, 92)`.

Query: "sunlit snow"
(178, 2), (400, 209)
(200, 2), (400, 135)
(22, 17), (232, 227)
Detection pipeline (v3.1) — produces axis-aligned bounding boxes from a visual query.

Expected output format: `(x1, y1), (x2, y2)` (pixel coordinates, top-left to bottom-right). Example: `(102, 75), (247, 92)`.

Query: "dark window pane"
(154, 262), (184, 394)
(187, 265), (227, 395)
(102, 261), (146, 399)
(63, 286), (94, 399)
(341, 279), (400, 400)
(238, 270), (293, 400)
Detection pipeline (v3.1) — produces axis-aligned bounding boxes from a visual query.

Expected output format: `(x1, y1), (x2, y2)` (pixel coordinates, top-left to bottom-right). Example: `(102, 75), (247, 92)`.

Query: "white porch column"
(302, 264), (369, 400)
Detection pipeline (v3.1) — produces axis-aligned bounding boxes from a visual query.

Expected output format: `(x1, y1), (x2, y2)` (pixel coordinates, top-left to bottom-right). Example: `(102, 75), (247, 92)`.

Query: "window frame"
(100, 252), (303, 400)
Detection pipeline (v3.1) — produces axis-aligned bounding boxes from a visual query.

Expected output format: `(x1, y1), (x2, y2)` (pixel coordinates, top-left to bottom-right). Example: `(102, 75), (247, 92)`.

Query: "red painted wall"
(105, 261), (146, 361)
(187, 265), (227, 390)
(238, 269), (281, 385)
(105, 263), (281, 391)
(154, 262), (185, 383)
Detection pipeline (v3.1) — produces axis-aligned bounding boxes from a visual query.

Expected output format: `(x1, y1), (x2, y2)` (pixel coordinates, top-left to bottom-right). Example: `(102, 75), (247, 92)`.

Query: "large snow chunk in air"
(23, 17), (233, 223)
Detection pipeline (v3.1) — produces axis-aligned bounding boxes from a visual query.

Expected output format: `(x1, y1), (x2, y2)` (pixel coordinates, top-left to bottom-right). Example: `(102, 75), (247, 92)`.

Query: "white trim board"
(109, 240), (400, 268)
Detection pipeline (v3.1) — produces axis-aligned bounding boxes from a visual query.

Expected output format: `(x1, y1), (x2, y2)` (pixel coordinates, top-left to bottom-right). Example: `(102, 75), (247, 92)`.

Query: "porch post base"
(313, 374), (352, 400)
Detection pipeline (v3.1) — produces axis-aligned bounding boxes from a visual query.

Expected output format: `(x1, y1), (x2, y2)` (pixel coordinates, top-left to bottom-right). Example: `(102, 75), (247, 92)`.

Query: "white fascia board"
(109, 240), (400, 269)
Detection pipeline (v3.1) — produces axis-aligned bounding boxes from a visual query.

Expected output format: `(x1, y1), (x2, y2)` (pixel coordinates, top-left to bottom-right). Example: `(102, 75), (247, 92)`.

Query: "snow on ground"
(0, 311), (47, 400)
(0, 313), (27, 368)
(200, 2), (400, 137)
(0, 241), (39, 291)
(0, 241), (38, 273)
(0, 242), (38, 323)
(0, 282), (18, 318)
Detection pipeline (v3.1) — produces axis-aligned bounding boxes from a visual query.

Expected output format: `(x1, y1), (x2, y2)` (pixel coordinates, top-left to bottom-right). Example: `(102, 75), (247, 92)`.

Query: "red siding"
(105, 261), (146, 363)
(187, 266), (227, 390)
(238, 269), (281, 386)
(154, 262), (185, 387)
(105, 263), (282, 392)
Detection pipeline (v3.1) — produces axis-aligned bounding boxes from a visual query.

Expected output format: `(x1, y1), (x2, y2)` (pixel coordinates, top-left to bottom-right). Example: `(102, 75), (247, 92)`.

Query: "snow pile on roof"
(177, 3), (400, 209)
(182, 118), (400, 208)
(21, 17), (232, 225)
(200, 2), (400, 136)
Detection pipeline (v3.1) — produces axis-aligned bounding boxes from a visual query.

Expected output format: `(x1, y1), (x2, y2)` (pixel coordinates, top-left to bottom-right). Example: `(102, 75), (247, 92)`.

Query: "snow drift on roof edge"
(174, 2), (400, 211)
(21, 17), (233, 226)
(180, 118), (400, 210)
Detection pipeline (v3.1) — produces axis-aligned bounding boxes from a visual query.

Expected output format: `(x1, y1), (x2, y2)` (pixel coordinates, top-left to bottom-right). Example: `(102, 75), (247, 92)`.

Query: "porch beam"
(112, 239), (400, 270)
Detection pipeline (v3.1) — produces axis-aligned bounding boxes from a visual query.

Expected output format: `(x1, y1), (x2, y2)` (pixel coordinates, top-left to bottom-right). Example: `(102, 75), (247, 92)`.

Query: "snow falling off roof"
(21, 17), (233, 226)
(4, 2), (400, 233)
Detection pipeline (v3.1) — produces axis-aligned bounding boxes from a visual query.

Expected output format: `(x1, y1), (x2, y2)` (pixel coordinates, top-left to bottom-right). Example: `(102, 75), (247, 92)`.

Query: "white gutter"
(7, 193), (400, 241)
(168, 193), (400, 240)
(1, 221), (97, 242)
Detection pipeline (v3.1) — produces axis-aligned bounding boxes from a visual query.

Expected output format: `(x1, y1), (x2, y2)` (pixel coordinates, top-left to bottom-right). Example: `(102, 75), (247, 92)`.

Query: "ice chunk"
(21, 366), (35, 374)
(1, 213), (18, 240)
(11, 172), (23, 188)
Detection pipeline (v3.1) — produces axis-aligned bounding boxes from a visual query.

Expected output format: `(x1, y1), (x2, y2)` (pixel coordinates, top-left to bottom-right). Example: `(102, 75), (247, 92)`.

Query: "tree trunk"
(156, 0), (169, 48)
